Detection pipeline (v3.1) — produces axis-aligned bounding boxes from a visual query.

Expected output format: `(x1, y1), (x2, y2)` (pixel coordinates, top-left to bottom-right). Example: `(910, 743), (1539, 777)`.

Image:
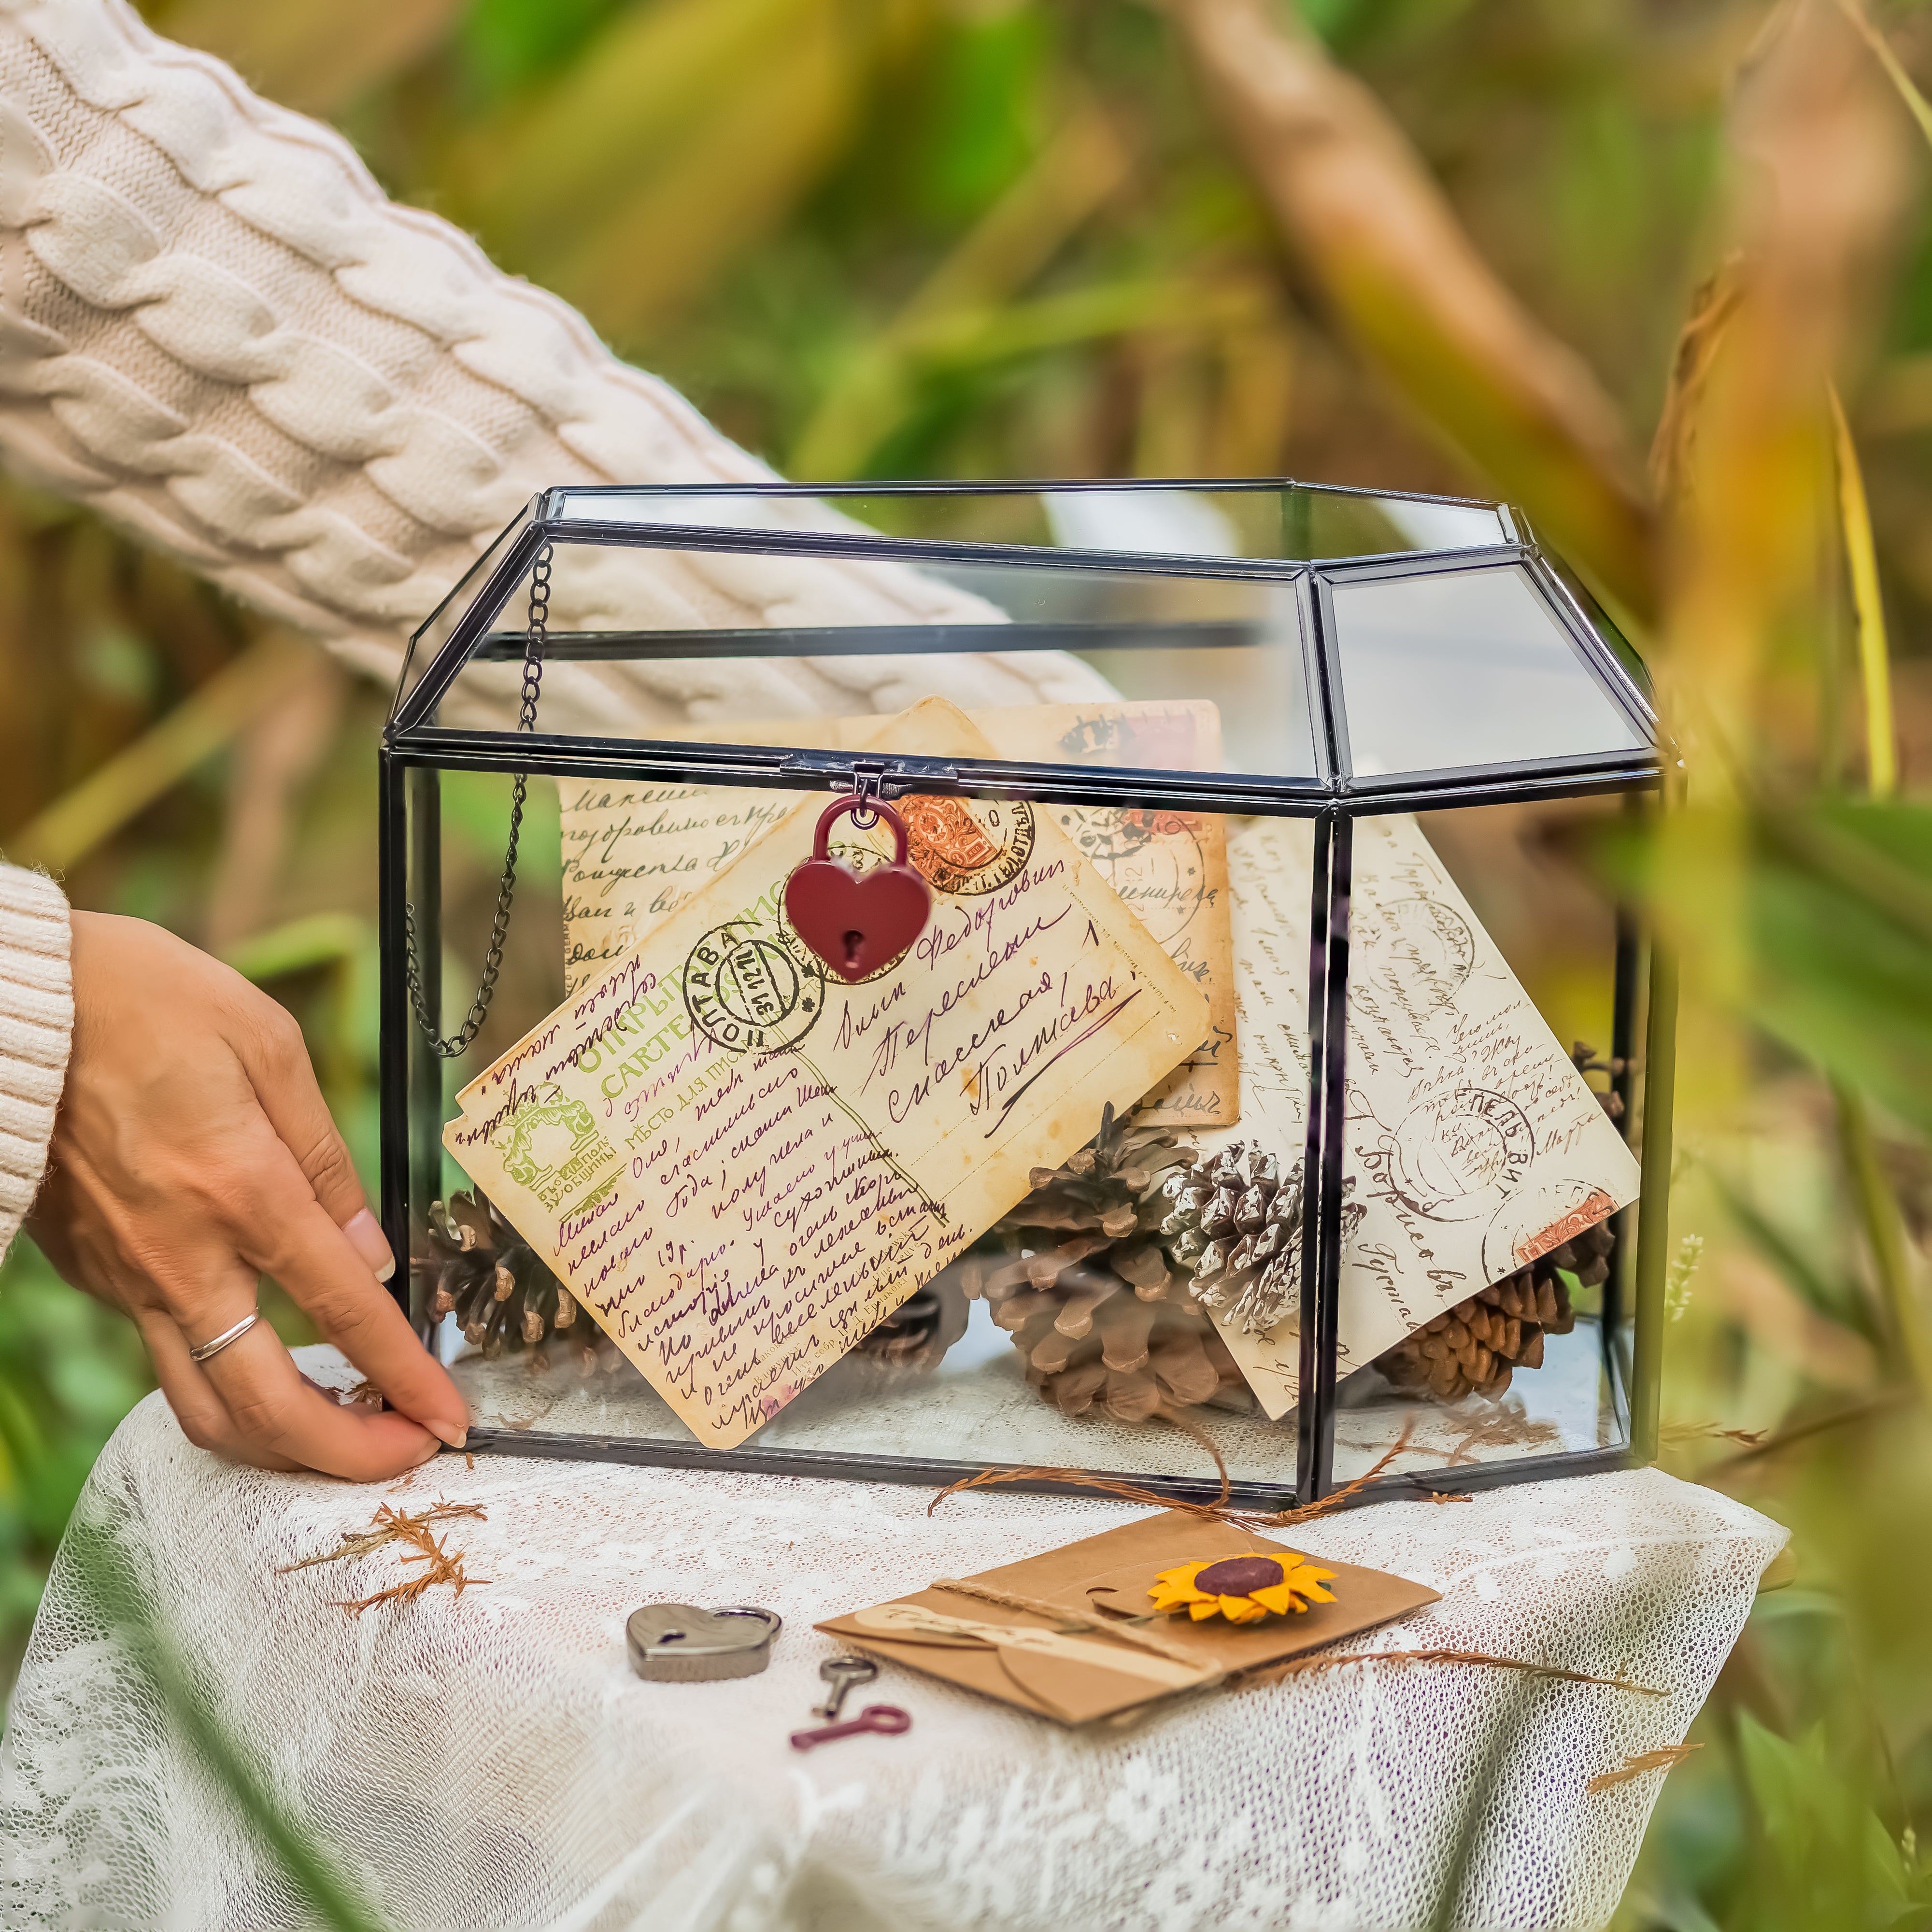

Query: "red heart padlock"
(784, 793), (934, 982)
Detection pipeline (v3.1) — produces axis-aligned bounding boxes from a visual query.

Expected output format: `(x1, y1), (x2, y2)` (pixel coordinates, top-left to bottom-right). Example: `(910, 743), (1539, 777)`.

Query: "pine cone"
(971, 1105), (1253, 1419)
(1153, 1142), (1303, 1335)
(1572, 1040), (1625, 1120)
(416, 1191), (623, 1381)
(853, 1270), (970, 1371)
(1153, 1146), (1366, 1336)
(1550, 1218), (1616, 1289)
(1373, 1221), (1612, 1402)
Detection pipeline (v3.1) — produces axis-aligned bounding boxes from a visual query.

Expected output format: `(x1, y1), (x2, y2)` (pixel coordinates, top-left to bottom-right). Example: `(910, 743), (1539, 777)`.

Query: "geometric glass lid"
(395, 479), (1657, 800)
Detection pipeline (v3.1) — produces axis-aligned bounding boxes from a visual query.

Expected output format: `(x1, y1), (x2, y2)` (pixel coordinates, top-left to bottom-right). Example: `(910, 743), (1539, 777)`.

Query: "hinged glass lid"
(391, 480), (1649, 802)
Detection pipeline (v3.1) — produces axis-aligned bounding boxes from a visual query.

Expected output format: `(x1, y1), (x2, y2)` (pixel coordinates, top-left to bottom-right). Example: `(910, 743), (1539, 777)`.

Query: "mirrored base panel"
(446, 1304), (1627, 1506)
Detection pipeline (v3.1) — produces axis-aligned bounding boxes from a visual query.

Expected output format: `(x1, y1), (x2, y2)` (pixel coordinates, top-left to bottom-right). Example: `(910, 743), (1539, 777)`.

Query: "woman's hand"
(28, 911), (468, 1478)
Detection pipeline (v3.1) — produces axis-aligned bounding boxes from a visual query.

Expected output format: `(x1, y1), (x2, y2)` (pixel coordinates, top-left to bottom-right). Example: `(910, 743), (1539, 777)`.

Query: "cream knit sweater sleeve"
(0, 866), (71, 1255)
(0, 0), (1110, 734)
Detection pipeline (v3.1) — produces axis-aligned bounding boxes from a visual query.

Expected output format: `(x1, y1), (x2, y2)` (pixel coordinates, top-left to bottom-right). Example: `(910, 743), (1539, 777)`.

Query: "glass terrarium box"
(380, 482), (1670, 1511)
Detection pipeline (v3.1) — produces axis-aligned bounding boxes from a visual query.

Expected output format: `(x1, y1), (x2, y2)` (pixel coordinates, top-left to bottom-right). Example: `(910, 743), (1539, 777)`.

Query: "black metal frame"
(380, 481), (1672, 1511)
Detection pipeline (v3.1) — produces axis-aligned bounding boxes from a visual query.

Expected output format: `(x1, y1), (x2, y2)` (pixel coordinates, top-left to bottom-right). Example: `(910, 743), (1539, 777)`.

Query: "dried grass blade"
(1252, 1648), (1667, 1697)
(332, 1523), (492, 1618)
(1837, 0), (1932, 151)
(1648, 256), (1744, 508)
(1158, 0), (1655, 620)
(10, 636), (316, 873)
(1829, 382), (1897, 797)
(1660, 1421), (1769, 1449)
(790, 102), (1129, 479)
(1587, 1741), (1704, 1792)
(277, 1531), (398, 1575)
(1709, 1387), (1915, 1472)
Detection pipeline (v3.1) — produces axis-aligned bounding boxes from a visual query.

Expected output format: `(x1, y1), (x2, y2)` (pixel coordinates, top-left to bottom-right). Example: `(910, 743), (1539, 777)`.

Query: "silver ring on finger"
(189, 1311), (260, 1364)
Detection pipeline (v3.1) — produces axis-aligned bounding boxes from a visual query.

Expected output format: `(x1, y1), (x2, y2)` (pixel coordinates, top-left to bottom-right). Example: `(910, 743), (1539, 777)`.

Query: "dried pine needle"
(332, 1528), (487, 1617)
(927, 1421), (1466, 1530)
(278, 1500), (484, 1573)
(1588, 1742), (1703, 1791)
(279, 1501), (490, 1615)
(1660, 1421), (1768, 1450)
(1442, 1414), (1563, 1466)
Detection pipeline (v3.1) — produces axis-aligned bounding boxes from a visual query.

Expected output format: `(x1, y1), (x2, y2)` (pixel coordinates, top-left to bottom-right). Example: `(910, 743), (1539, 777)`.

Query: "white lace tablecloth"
(1, 1348), (1782, 1932)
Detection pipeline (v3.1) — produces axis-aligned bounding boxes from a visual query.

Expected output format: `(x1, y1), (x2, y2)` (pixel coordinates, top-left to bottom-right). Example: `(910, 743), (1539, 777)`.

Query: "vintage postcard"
(558, 699), (1236, 1128)
(447, 699), (1210, 1450)
(975, 703), (1235, 1131)
(1201, 815), (1641, 1416)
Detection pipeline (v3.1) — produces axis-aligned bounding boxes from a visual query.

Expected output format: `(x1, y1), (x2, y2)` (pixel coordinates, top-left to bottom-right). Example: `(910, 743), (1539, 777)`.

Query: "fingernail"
(343, 1208), (397, 1283)
(427, 1421), (468, 1451)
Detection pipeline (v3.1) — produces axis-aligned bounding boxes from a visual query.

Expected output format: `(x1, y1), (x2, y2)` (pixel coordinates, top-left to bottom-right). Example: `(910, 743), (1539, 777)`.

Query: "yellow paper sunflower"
(1148, 1551), (1338, 1624)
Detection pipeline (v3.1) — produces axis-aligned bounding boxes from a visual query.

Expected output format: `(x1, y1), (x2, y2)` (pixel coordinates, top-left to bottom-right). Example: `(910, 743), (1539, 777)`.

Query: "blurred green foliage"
(0, 0), (1922, 1925)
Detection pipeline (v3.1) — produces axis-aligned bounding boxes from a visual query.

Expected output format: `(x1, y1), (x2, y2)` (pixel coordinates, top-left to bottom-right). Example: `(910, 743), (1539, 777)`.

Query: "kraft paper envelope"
(816, 1508), (1441, 1726)
(446, 698), (1209, 1451)
(1200, 814), (1643, 1416)
(558, 699), (1236, 1128)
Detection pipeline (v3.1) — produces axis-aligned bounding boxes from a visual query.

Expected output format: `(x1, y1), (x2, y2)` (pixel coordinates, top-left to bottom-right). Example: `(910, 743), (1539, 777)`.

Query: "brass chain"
(403, 544), (552, 1057)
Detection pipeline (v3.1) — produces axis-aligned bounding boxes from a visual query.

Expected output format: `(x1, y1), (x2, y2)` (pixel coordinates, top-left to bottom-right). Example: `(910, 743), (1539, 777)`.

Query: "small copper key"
(789, 1704), (912, 1751)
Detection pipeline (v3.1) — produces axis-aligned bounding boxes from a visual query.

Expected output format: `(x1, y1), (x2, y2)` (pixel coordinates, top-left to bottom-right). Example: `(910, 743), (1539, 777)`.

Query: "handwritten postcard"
(558, 700), (1236, 1128)
(1202, 815), (1640, 1416)
(447, 699), (1210, 1449)
(970, 704), (1235, 1131)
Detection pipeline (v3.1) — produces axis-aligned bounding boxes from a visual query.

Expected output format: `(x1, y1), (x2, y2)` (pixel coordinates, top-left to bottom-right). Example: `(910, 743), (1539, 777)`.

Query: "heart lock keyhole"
(783, 790), (934, 983)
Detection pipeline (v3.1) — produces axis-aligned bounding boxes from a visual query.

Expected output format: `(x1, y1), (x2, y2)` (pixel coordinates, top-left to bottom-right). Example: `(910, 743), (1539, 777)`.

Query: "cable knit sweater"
(0, 0), (1105, 734)
(0, 869), (71, 1252)
(0, 0), (1107, 1239)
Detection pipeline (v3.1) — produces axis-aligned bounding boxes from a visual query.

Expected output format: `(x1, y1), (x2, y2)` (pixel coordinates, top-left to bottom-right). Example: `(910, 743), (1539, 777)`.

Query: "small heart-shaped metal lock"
(626, 1603), (783, 1681)
(784, 792), (934, 982)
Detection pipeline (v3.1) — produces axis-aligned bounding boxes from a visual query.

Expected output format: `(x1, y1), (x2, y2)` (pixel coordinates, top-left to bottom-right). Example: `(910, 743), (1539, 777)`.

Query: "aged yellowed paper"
(448, 699), (1210, 1450)
(557, 699), (1236, 1128)
(1202, 814), (1641, 1417)
(970, 703), (1235, 1131)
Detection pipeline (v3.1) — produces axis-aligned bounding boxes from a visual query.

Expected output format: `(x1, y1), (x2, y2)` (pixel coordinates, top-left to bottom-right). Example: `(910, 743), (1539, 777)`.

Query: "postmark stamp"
(1058, 806), (1208, 949)
(489, 1084), (616, 1212)
(1385, 1087), (1534, 1222)
(1054, 707), (1203, 770)
(1482, 1176), (1618, 1278)
(899, 795), (1035, 896)
(1361, 895), (1476, 1007)
(682, 917), (824, 1053)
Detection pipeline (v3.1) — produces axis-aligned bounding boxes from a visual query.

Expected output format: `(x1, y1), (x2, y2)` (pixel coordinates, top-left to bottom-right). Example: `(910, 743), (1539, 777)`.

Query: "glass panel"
(1325, 809), (1636, 1481)
(1329, 564), (1648, 778)
(403, 762), (1303, 1498)
(1368, 497), (1515, 554)
(394, 503), (532, 720)
(436, 543), (1319, 780)
(546, 483), (1511, 564)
